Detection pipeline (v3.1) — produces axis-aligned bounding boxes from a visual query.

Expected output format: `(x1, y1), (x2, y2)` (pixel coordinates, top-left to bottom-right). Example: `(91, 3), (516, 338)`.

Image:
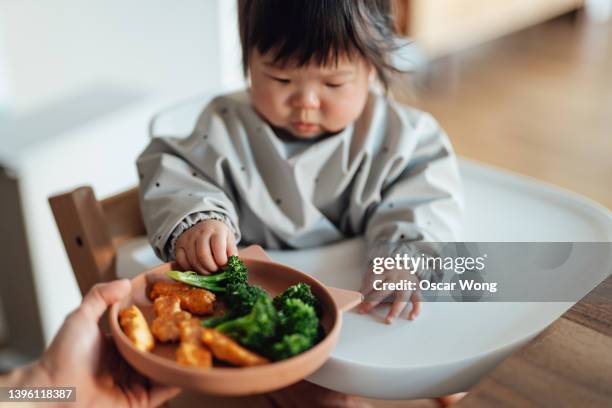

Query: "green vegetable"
(266, 298), (319, 360)
(167, 255), (248, 292)
(202, 285), (268, 328)
(225, 284), (269, 316)
(276, 298), (318, 340)
(216, 296), (278, 351)
(269, 333), (313, 360)
(201, 313), (236, 328)
(273, 283), (321, 316)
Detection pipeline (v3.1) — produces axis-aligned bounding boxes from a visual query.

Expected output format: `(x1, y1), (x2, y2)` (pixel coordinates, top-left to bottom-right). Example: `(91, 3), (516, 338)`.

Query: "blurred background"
(0, 0), (610, 388)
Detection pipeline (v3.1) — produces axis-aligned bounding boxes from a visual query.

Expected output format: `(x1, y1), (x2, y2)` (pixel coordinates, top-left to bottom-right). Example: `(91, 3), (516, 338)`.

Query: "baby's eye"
(325, 83), (344, 88)
(270, 76), (291, 84)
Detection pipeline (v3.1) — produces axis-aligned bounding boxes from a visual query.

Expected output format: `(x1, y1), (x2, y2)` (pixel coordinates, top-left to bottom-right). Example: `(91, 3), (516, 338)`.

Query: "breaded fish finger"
(150, 281), (215, 315)
(119, 305), (154, 352)
(178, 318), (203, 343)
(175, 319), (212, 368)
(176, 342), (212, 368)
(150, 296), (192, 342)
(151, 310), (192, 343)
(153, 295), (182, 317)
(201, 328), (269, 367)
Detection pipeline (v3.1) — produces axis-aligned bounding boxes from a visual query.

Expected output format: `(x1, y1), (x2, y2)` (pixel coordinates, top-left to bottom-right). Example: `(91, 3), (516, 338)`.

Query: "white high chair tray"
(117, 158), (612, 399)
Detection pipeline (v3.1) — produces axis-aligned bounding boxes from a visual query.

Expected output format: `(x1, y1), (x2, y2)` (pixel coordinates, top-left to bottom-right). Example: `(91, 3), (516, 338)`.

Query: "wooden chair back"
(49, 186), (145, 295)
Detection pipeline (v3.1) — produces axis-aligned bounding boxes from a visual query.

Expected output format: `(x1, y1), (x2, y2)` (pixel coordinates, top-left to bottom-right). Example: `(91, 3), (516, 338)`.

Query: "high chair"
(49, 186), (143, 295)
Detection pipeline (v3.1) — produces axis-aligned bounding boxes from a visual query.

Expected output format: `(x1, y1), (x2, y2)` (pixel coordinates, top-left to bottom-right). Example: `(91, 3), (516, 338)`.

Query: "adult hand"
(2, 280), (180, 407)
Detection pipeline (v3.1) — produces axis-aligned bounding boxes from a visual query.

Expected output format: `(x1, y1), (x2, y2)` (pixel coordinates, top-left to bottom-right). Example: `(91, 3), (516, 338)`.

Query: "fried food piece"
(176, 342), (212, 368)
(178, 318), (203, 343)
(149, 281), (215, 315)
(119, 305), (154, 352)
(201, 328), (269, 367)
(175, 319), (212, 368)
(150, 296), (192, 342)
(151, 310), (192, 343)
(153, 295), (182, 317)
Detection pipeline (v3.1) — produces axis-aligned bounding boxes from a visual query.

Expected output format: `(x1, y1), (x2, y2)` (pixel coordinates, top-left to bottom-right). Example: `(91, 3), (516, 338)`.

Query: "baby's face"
(249, 51), (373, 139)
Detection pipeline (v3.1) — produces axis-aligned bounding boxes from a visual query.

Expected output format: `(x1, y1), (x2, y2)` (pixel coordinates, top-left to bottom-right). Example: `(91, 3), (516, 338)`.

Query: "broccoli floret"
(203, 285), (268, 328)
(276, 298), (318, 340)
(273, 283), (321, 316)
(223, 255), (249, 286)
(269, 334), (313, 360)
(225, 284), (269, 316)
(264, 298), (319, 360)
(167, 255), (248, 292)
(216, 296), (278, 350)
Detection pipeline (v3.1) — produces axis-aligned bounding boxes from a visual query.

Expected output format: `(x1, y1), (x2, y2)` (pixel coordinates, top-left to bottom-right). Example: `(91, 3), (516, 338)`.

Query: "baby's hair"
(238, 0), (401, 90)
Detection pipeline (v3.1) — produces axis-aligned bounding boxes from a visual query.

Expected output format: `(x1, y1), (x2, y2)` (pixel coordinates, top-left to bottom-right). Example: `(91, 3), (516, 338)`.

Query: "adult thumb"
(79, 279), (131, 322)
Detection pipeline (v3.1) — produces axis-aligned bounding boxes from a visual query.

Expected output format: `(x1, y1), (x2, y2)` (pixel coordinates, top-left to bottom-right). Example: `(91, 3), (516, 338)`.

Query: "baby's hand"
(358, 267), (421, 324)
(174, 220), (238, 274)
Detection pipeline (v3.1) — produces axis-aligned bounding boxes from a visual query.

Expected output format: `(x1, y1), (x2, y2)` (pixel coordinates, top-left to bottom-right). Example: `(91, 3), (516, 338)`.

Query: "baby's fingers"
(358, 285), (391, 314)
(196, 236), (217, 273)
(384, 287), (412, 324)
(211, 233), (228, 267)
(185, 245), (208, 275)
(226, 232), (238, 256)
(407, 291), (421, 320)
(385, 300), (408, 324)
(358, 300), (381, 314)
(175, 247), (190, 272)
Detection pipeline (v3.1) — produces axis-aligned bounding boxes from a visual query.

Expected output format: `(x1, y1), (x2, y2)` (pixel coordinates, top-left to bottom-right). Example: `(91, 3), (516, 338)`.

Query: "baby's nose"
(292, 89), (320, 110)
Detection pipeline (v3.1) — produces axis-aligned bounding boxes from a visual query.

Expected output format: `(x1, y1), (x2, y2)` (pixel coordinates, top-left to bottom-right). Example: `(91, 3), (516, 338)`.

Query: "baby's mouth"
(291, 121), (320, 133)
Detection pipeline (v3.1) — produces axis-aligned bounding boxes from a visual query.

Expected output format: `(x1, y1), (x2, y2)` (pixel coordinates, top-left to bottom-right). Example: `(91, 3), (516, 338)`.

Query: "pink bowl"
(109, 245), (362, 395)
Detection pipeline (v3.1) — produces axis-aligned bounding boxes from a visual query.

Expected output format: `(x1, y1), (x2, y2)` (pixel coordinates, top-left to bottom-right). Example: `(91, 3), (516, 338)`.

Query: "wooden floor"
(403, 13), (612, 210)
(359, 13), (611, 408)
(454, 275), (612, 407)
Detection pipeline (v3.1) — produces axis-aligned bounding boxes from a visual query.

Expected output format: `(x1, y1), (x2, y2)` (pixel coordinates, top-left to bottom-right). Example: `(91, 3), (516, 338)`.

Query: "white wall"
(0, 0), (243, 114)
(586, 0), (612, 21)
(0, 28), (11, 112)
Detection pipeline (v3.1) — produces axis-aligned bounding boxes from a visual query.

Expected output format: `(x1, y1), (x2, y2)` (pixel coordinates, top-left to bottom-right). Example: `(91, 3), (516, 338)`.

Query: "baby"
(137, 0), (462, 325)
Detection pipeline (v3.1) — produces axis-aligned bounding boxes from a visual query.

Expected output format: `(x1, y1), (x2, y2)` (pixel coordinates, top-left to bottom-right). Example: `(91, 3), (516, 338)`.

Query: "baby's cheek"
(253, 90), (287, 127)
(324, 97), (367, 132)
